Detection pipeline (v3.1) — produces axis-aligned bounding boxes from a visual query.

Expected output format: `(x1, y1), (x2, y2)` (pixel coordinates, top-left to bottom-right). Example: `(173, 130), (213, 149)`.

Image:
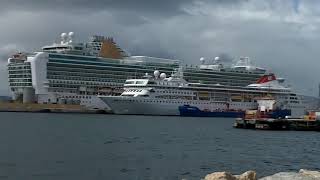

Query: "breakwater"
(204, 169), (320, 179)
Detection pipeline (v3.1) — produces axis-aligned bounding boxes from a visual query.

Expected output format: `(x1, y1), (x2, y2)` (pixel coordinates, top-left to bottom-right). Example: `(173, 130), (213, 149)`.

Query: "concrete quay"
(0, 102), (111, 114)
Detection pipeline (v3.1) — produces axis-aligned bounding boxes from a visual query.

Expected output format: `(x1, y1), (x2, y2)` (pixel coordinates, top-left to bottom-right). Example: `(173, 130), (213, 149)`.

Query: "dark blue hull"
(268, 109), (291, 119)
(179, 105), (245, 118)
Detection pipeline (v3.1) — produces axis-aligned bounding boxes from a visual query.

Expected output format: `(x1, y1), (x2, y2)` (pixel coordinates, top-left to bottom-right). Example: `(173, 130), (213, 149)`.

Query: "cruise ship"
(8, 32), (180, 110)
(99, 70), (308, 117)
(7, 32), (275, 110)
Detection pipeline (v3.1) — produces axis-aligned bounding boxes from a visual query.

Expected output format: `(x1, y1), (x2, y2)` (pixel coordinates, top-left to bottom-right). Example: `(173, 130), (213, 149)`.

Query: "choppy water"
(0, 112), (319, 180)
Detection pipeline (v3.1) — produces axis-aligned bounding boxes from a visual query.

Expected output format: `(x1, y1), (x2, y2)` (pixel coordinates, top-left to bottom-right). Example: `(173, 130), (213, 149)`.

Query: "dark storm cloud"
(0, 0), (243, 17)
(0, 0), (192, 17)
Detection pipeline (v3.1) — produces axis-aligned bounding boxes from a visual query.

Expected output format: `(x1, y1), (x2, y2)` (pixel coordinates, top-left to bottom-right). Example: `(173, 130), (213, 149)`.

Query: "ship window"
(74, 47), (83, 50)
(125, 81), (135, 84)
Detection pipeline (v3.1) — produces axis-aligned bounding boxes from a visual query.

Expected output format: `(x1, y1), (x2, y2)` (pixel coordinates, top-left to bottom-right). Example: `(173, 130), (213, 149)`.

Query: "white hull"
(37, 93), (110, 110)
(99, 96), (257, 116)
(99, 96), (180, 115)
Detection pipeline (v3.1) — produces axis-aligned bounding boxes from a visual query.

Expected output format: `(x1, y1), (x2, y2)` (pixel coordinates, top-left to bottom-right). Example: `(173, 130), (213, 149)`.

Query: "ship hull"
(179, 105), (245, 118)
(99, 96), (258, 116)
(99, 96), (180, 115)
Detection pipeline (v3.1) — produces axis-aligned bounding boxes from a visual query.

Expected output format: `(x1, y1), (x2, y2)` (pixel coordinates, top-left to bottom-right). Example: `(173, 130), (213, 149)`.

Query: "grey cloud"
(0, 63), (10, 95)
(0, 0), (319, 96)
(0, 0), (244, 18)
(0, 0), (193, 17)
(0, 45), (14, 95)
(217, 53), (234, 63)
(0, 44), (18, 62)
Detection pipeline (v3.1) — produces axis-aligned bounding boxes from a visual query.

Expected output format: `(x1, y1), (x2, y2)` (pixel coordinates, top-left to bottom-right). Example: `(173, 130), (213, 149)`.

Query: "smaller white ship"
(99, 69), (307, 117)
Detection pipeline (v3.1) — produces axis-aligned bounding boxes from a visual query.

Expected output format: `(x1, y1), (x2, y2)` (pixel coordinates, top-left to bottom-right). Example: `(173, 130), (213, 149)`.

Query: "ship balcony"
(8, 58), (26, 64)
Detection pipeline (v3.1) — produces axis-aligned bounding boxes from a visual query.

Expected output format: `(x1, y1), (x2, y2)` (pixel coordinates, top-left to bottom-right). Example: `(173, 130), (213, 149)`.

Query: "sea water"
(0, 112), (319, 180)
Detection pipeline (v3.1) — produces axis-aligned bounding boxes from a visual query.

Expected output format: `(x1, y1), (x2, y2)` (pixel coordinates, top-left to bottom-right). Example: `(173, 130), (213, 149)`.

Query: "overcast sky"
(0, 0), (319, 96)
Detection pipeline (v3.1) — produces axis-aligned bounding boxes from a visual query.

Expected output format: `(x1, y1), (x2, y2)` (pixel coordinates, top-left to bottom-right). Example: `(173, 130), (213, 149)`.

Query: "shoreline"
(0, 102), (112, 114)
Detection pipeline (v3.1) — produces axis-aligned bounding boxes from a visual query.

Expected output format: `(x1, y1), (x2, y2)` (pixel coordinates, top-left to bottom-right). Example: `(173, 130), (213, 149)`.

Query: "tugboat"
(234, 96), (292, 129)
(234, 96), (320, 131)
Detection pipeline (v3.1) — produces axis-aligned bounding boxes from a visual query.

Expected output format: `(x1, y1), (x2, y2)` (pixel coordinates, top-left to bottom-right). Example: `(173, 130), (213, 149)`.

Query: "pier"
(0, 102), (111, 114)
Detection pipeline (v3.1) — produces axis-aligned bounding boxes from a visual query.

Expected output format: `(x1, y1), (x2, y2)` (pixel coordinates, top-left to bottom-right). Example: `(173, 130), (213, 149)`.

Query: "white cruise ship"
(99, 69), (309, 118)
(7, 32), (273, 111)
(7, 32), (180, 110)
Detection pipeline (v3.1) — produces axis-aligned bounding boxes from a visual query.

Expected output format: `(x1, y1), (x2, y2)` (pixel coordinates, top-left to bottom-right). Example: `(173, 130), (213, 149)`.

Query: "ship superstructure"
(184, 57), (266, 87)
(7, 32), (270, 110)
